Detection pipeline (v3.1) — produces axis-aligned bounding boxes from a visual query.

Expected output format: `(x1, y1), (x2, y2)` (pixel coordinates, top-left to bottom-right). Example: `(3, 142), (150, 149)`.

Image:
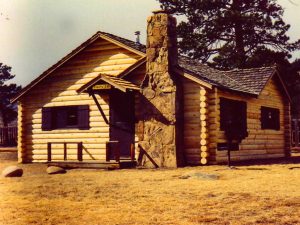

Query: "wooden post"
(47, 142), (52, 162)
(137, 145), (144, 166)
(78, 142), (83, 161)
(106, 142), (110, 162)
(294, 119), (297, 147)
(64, 143), (67, 161)
(130, 143), (135, 161)
(227, 147), (231, 168)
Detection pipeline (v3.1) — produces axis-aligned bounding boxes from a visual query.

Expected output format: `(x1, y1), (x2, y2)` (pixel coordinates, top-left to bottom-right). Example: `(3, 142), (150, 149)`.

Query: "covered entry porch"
(47, 74), (140, 169)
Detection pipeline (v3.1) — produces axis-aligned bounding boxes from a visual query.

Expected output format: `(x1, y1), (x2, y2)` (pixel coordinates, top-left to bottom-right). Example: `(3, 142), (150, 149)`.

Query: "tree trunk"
(232, 0), (246, 68)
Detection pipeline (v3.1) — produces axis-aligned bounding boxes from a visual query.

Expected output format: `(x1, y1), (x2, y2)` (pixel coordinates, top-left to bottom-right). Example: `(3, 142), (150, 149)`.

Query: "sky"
(0, 0), (299, 87)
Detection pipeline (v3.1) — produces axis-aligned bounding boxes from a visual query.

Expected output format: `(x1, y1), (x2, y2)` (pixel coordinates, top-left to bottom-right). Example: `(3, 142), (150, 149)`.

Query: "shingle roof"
(178, 56), (276, 96)
(225, 67), (276, 95)
(99, 32), (146, 53)
(12, 31), (283, 102)
(77, 74), (140, 93)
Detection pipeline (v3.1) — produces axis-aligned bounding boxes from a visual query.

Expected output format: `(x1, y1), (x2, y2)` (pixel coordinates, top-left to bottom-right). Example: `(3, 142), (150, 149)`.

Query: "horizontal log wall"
(19, 38), (141, 162)
(182, 78), (201, 165)
(215, 77), (290, 163)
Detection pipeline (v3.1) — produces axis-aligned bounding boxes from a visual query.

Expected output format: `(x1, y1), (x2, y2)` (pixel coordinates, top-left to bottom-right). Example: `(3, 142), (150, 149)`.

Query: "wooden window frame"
(42, 105), (89, 131)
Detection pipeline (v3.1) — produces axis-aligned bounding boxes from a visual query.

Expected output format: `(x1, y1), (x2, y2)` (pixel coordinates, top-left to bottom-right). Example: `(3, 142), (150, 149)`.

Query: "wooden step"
(47, 160), (136, 169)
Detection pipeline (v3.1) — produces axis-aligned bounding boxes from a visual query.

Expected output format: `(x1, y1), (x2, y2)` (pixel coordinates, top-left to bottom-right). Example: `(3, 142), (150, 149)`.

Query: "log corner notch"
(199, 88), (209, 165)
(17, 101), (27, 163)
(136, 11), (184, 168)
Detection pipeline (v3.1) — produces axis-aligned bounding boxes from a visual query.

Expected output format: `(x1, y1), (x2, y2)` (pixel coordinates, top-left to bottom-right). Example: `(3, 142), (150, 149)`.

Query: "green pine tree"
(158, 0), (300, 69)
(0, 63), (21, 127)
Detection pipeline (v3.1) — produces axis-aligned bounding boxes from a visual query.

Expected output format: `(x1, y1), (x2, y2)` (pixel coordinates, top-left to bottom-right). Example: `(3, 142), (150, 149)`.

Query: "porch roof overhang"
(77, 74), (140, 94)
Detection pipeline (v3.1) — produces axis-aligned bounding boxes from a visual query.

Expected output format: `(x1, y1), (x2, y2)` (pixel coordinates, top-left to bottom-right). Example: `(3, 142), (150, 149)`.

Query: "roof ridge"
(227, 65), (277, 73)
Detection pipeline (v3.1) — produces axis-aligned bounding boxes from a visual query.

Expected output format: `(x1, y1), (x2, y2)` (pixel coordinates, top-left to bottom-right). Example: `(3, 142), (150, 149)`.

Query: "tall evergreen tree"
(158, 0), (300, 69)
(288, 59), (300, 117)
(0, 63), (21, 127)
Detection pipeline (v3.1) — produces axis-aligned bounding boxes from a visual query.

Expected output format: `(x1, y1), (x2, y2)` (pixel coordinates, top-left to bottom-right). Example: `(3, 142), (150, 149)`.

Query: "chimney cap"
(152, 9), (172, 14)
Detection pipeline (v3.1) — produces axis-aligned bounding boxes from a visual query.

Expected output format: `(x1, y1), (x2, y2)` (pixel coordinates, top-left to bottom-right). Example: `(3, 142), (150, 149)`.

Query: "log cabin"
(11, 10), (291, 168)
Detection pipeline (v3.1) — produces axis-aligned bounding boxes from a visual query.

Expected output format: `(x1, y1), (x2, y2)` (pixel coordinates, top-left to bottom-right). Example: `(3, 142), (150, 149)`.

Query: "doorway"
(109, 89), (135, 159)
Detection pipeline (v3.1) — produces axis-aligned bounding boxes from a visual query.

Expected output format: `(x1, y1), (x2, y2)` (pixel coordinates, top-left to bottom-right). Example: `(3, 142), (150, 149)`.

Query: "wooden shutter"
(42, 107), (53, 131)
(78, 105), (89, 130)
(274, 109), (280, 130)
(238, 101), (248, 138)
(261, 107), (267, 129)
(220, 98), (232, 131)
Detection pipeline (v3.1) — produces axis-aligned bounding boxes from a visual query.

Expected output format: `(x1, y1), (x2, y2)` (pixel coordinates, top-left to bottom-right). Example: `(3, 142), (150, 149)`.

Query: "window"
(66, 107), (78, 126)
(42, 105), (89, 131)
(261, 106), (280, 130)
(220, 98), (248, 140)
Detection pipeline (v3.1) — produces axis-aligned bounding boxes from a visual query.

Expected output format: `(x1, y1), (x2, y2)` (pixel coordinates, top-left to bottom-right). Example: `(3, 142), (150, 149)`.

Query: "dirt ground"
(0, 150), (299, 225)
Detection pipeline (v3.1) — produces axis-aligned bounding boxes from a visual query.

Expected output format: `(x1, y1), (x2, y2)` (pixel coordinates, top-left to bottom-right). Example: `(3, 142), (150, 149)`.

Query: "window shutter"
(78, 105), (89, 130)
(240, 101), (248, 138)
(220, 98), (231, 131)
(42, 107), (52, 131)
(274, 109), (280, 130)
(261, 107), (267, 129)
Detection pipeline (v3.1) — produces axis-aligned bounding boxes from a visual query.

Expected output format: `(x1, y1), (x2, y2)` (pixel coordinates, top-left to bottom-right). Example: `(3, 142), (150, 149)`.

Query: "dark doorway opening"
(109, 89), (135, 159)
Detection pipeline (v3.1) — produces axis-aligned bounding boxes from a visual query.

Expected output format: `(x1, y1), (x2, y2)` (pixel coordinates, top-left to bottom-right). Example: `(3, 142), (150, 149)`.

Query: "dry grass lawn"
(0, 152), (300, 225)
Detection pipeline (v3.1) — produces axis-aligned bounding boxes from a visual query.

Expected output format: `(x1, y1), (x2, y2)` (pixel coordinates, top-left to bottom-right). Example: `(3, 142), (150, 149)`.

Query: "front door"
(109, 89), (135, 159)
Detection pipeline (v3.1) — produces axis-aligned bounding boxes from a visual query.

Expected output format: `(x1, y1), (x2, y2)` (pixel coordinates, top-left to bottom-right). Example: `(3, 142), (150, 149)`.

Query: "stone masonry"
(137, 10), (184, 168)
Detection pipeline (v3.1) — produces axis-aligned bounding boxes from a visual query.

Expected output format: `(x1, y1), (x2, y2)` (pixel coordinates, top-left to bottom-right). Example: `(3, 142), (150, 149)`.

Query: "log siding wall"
(18, 38), (140, 162)
(183, 79), (200, 164)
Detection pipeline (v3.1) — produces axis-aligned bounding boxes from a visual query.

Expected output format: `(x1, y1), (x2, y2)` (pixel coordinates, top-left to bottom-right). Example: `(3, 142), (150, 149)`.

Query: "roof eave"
(77, 74), (140, 94)
(118, 56), (146, 79)
(76, 73), (103, 94)
(217, 86), (259, 98)
(11, 32), (102, 103)
(273, 69), (292, 102)
(11, 32), (146, 103)
(256, 69), (291, 102)
(174, 67), (213, 89)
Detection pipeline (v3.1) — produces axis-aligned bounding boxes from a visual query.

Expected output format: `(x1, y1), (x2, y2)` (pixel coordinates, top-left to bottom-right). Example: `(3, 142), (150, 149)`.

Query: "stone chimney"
(138, 10), (184, 168)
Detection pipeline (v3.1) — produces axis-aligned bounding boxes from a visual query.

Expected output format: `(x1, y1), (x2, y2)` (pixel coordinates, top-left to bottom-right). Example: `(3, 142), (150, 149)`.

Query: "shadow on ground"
(0, 147), (17, 161)
(224, 155), (300, 167)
